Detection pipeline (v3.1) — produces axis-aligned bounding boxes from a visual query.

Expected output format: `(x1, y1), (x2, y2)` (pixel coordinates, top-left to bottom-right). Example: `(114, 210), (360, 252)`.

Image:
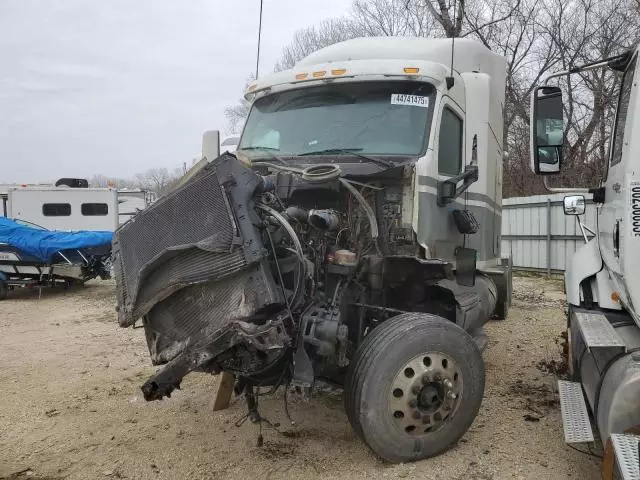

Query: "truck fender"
(565, 238), (602, 306)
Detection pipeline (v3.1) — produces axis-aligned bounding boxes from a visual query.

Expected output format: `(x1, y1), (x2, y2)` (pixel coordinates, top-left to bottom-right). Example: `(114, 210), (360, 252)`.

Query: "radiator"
(112, 154), (281, 365)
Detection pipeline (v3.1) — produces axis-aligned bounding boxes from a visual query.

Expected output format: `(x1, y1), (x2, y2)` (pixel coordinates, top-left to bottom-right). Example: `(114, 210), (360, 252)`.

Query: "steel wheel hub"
(389, 352), (462, 436)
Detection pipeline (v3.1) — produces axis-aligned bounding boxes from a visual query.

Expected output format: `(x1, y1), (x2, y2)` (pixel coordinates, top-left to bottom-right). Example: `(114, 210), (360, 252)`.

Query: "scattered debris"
(255, 440), (298, 460)
(536, 331), (570, 378)
(512, 289), (561, 308)
(0, 468), (60, 480)
(536, 358), (569, 378)
(524, 414), (541, 422)
(504, 380), (559, 418)
(44, 409), (59, 418)
(2, 276), (599, 478)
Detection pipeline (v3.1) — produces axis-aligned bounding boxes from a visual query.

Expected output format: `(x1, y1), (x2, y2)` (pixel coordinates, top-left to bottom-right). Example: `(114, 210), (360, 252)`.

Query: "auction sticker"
(630, 180), (640, 237)
(391, 94), (429, 108)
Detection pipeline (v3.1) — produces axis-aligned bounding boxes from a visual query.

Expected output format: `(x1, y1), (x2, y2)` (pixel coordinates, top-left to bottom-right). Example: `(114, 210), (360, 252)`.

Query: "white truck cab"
(530, 47), (640, 476)
(241, 37), (511, 311)
(116, 37), (514, 464)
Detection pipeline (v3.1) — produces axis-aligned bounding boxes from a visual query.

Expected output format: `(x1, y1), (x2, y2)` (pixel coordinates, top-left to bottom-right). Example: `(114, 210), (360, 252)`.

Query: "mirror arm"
(455, 165), (478, 197)
(582, 223), (596, 236)
(543, 176), (590, 194)
(438, 165), (479, 205)
(542, 57), (623, 85)
(576, 218), (589, 244)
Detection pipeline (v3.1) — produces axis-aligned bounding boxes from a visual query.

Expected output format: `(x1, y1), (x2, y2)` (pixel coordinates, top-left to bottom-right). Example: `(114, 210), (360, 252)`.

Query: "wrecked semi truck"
(529, 48), (640, 476)
(113, 37), (512, 463)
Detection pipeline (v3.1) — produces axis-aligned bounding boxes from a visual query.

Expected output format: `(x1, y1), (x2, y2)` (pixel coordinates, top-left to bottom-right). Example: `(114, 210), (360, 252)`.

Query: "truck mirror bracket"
(437, 164), (479, 206)
(589, 187), (606, 204)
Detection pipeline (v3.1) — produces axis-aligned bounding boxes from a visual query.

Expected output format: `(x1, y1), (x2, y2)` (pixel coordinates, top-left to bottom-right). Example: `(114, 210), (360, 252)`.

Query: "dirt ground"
(0, 275), (601, 480)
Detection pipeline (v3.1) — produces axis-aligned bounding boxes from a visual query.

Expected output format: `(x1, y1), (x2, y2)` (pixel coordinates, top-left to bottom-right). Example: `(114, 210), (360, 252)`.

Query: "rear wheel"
(344, 313), (485, 463)
(0, 281), (7, 300)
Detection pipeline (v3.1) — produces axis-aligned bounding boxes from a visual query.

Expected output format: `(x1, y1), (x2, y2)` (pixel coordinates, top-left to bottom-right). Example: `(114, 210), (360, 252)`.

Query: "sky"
(0, 0), (352, 183)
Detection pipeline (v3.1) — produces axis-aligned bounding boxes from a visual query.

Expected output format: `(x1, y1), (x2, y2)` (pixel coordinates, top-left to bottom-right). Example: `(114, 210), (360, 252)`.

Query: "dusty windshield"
(238, 81), (436, 159)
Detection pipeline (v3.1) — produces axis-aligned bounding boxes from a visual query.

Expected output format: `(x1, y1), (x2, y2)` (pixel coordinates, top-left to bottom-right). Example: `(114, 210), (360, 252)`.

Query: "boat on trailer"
(0, 217), (112, 299)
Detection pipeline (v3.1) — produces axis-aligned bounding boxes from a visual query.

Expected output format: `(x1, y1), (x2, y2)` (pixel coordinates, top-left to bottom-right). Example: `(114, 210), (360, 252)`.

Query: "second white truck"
(529, 47), (640, 477)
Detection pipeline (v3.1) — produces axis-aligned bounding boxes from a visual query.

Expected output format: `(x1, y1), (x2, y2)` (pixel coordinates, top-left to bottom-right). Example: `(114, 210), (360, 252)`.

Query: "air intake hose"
(284, 207), (339, 231)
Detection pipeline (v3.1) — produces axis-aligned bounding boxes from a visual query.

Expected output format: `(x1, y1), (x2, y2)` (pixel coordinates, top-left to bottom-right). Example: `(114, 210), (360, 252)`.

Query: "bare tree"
(513, 0), (640, 194)
(225, 18), (364, 132)
(89, 174), (136, 189)
(222, 0), (640, 197)
(351, 0), (439, 37)
(274, 17), (361, 71)
(224, 74), (255, 134)
(133, 167), (183, 196)
(88, 174), (112, 188)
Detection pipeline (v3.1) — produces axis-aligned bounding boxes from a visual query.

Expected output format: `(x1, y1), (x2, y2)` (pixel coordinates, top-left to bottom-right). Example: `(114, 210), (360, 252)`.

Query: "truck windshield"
(238, 81), (436, 159)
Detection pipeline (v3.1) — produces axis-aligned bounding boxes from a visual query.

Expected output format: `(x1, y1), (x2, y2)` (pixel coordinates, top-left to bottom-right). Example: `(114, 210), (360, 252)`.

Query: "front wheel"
(344, 313), (485, 463)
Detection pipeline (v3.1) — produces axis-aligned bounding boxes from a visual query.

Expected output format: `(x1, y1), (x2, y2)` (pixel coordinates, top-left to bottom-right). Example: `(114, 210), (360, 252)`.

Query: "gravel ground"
(0, 275), (601, 480)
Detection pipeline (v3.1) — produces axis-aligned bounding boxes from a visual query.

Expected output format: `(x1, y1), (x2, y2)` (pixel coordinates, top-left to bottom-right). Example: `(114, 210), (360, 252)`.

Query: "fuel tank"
(572, 308), (640, 442)
(436, 274), (497, 332)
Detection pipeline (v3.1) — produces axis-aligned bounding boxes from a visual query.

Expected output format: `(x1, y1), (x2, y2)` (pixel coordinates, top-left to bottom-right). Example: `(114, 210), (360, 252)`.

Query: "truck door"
(599, 54), (637, 298)
(433, 98), (465, 260)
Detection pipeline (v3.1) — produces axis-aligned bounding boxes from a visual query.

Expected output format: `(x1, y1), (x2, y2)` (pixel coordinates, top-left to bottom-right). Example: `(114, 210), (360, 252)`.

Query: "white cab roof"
(247, 37), (506, 103)
(297, 37), (503, 76)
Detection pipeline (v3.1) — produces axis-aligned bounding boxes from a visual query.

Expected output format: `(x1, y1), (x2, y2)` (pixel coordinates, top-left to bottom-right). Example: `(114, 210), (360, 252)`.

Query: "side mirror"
(437, 180), (456, 205)
(530, 86), (564, 175)
(202, 130), (220, 161)
(563, 195), (585, 215)
(437, 164), (479, 206)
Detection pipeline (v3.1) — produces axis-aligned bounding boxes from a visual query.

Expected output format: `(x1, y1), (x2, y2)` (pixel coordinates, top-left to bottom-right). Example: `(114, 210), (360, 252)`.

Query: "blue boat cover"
(0, 217), (113, 263)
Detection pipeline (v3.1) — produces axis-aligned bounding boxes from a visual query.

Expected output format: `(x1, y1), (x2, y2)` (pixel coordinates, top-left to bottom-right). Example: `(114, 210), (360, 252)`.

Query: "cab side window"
(438, 107), (463, 176)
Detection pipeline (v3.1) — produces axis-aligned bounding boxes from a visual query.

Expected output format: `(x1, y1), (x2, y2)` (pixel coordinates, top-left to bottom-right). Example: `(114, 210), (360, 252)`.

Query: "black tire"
(344, 313), (485, 463)
(0, 281), (7, 301)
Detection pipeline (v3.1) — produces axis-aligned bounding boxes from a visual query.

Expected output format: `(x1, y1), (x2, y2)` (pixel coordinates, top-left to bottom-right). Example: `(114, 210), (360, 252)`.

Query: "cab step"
(610, 433), (640, 480)
(557, 380), (594, 443)
(574, 311), (625, 353)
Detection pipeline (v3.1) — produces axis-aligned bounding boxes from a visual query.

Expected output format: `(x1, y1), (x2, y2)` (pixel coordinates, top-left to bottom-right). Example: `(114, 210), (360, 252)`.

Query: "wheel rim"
(388, 352), (463, 436)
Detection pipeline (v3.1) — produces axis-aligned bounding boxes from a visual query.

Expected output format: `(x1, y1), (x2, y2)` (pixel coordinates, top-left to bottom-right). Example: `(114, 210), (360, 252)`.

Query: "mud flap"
(455, 247), (477, 287)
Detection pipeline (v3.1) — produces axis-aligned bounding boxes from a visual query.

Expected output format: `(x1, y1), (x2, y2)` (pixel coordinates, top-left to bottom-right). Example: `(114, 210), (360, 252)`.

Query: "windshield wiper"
(238, 147), (288, 166)
(239, 146), (280, 151)
(299, 148), (396, 168)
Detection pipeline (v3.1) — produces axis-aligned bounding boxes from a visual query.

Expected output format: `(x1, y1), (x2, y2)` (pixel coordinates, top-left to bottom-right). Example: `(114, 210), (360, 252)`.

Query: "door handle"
(614, 220), (620, 257)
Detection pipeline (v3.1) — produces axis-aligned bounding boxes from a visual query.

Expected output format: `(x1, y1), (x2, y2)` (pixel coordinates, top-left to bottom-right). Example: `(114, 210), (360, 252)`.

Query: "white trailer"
(117, 189), (156, 225)
(220, 135), (240, 153)
(4, 187), (119, 231)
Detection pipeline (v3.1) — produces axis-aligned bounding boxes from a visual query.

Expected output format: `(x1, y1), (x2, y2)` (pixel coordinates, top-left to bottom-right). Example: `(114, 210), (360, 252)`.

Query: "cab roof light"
(247, 83), (258, 92)
(403, 67), (420, 74)
(312, 70), (327, 78)
(295, 73), (308, 80)
(331, 68), (347, 75)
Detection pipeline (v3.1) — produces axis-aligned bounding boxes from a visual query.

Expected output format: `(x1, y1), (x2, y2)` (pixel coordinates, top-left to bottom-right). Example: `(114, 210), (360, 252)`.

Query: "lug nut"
(422, 374), (430, 384)
(412, 385), (421, 395)
(447, 391), (457, 399)
(409, 399), (417, 408)
(443, 379), (453, 389)
(412, 411), (421, 419)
